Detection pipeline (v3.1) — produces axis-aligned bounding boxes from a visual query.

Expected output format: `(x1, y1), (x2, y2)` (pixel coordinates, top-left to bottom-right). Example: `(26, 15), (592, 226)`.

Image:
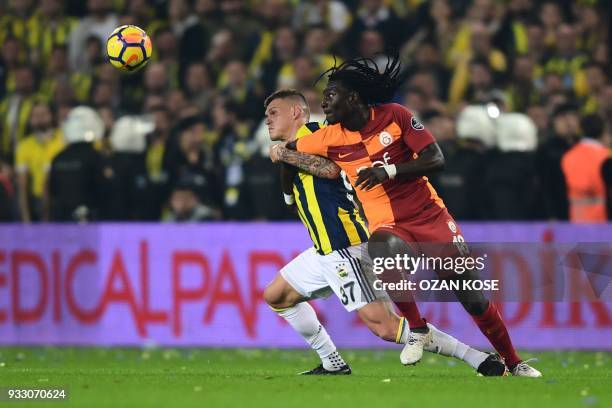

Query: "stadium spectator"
(40, 45), (91, 105)
(506, 55), (539, 113)
(14, 101), (63, 222)
(574, 2), (606, 54)
(535, 103), (581, 220)
(91, 82), (116, 112)
(302, 24), (336, 74)
(84, 35), (104, 70)
(208, 98), (251, 219)
(561, 114), (609, 223)
(403, 41), (451, 102)
(68, 0), (118, 70)
(0, 37), (23, 99)
(104, 115), (153, 220)
(167, 0), (198, 40)
(539, 1), (565, 48)
(206, 29), (238, 80)
(292, 0), (351, 42)
(581, 62), (608, 114)
(465, 58), (498, 105)
(493, 0), (532, 59)
(412, 0), (458, 62)
(165, 89), (188, 120)
(120, 0), (157, 30)
(151, 27), (180, 89)
(219, 0), (263, 62)
(183, 62), (215, 114)
(0, 0), (609, 223)
(220, 59), (264, 125)
(144, 62), (170, 98)
(0, 158), (15, 220)
(484, 113), (539, 220)
(145, 107), (172, 219)
(163, 182), (219, 222)
(431, 105), (495, 220)
(278, 54), (321, 94)
(97, 106), (114, 142)
(345, 0), (406, 54)
(256, 26), (298, 96)
(524, 20), (547, 65)
(526, 104), (549, 141)
(358, 29), (387, 67)
(545, 24), (588, 97)
(422, 109), (455, 143)
(28, 0), (76, 66)
(48, 106), (106, 222)
(0, 0), (36, 49)
(449, 21), (507, 108)
(179, 0), (222, 64)
(402, 87), (427, 117)
(407, 70), (447, 114)
(0, 65), (38, 161)
(598, 83), (612, 131)
(164, 116), (221, 217)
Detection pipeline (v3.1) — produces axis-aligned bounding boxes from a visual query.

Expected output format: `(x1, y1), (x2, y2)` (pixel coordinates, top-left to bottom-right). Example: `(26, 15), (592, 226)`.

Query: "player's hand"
(269, 142), (286, 163)
(355, 167), (388, 190)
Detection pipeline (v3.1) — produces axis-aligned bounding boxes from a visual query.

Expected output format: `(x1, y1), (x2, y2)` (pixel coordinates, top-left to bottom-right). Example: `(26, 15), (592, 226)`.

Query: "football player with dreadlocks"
(272, 55), (541, 377)
(264, 89), (507, 377)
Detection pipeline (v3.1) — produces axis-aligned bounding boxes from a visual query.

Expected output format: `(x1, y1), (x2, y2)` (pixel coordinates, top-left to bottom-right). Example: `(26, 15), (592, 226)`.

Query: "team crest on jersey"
(411, 116), (424, 130)
(379, 131), (393, 146)
(447, 220), (457, 233)
(336, 263), (349, 278)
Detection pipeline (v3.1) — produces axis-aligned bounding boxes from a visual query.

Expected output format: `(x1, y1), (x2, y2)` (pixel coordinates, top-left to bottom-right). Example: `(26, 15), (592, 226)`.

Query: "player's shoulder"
(380, 102), (413, 117)
(380, 103), (425, 131)
(298, 122), (324, 134)
(296, 121), (332, 139)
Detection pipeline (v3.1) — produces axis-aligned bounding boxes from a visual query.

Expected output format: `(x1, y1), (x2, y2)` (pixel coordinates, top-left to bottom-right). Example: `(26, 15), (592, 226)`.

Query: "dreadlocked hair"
(318, 54), (407, 106)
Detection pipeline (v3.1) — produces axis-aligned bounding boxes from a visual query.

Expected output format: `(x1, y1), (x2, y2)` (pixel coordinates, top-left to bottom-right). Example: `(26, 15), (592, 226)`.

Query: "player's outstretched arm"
(270, 144), (341, 179)
(355, 143), (445, 190)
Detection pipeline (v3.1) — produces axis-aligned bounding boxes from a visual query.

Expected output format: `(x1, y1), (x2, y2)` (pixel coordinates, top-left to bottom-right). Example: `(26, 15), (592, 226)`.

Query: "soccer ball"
(106, 25), (152, 72)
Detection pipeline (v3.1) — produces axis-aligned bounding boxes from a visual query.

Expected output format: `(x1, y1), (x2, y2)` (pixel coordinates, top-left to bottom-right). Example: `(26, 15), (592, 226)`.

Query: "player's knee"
(264, 278), (301, 310)
(263, 284), (286, 309)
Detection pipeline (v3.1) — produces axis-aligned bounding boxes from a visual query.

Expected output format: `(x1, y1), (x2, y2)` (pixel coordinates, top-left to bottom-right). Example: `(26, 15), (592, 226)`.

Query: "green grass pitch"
(0, 347), (609, 407)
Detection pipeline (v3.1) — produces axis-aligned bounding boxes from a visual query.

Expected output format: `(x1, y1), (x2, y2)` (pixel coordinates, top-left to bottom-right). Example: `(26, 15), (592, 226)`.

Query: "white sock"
(276, 302), (345, 371)
(424, 323), (488, 369)
(397, 317), (411, 343)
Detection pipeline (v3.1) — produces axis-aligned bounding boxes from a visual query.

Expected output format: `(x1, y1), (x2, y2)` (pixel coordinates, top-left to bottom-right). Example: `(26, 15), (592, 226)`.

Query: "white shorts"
(280, 243), (383, 312)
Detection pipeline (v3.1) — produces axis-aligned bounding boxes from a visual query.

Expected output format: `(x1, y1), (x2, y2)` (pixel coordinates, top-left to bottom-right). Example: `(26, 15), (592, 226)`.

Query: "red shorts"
(374, 207), (466, 257)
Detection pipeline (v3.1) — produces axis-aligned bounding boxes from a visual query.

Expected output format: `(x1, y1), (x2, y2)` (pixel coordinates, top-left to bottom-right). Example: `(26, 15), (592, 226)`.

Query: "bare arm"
(271, 145), (341, 179)
(394, 143), (445, 179)
(355, 143), (445, 190)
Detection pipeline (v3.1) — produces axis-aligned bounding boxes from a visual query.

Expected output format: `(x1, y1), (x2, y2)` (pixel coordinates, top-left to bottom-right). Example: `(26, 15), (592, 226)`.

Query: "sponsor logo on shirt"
(379, 131), (393, 146)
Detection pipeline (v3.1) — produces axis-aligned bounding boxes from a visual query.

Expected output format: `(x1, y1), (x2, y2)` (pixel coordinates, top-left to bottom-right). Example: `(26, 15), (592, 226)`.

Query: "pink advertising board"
(0, 223), (610, 349)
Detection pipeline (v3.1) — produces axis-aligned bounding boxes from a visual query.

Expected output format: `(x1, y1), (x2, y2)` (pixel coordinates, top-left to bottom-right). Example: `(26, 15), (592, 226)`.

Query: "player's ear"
(291, 105), (301, 120)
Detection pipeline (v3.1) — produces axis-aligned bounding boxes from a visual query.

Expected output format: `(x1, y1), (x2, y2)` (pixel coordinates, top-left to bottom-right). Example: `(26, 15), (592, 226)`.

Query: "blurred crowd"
(0, 0), (611, 223)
